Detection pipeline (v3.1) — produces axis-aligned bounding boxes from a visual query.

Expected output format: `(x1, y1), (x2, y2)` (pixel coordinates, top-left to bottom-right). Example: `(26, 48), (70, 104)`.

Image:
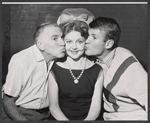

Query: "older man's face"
(41, 26), (65, 59)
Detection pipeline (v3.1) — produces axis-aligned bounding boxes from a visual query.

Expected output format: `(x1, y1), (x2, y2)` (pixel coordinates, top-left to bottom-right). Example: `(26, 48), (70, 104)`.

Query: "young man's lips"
(85, 46), (88, 50)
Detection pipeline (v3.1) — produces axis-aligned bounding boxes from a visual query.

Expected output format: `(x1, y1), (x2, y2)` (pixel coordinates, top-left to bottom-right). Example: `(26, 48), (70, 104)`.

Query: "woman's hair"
(59, 20), (89, 40)
(89, 16), (121, 50)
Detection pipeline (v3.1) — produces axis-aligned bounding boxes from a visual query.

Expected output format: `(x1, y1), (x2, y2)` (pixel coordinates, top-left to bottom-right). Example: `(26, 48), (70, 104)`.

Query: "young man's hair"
(33, 22), (59, 43)
(89, 16), (121, 50)
(59, 20), (89, 40)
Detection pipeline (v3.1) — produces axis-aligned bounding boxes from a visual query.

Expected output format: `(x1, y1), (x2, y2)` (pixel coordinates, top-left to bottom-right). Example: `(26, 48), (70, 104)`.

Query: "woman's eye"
(78, 41), (84, 44)
(66, 41), (71, 44)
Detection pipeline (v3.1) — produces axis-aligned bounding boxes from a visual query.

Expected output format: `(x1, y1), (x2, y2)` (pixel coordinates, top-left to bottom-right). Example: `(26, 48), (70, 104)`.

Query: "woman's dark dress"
(51, 63), (101, 120)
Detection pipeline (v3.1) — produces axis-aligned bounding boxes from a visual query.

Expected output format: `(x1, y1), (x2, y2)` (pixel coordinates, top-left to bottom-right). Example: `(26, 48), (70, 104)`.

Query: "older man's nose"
(59, 38), (65, 46)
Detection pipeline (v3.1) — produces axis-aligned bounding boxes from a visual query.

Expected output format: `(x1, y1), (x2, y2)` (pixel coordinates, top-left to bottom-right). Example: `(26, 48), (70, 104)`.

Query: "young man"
(85, 17), (147, 120)
(2, 22), (65, 121)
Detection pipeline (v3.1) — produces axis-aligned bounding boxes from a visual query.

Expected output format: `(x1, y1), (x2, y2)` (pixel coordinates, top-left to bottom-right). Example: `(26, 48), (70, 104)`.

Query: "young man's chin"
(85, 51), (93, 56)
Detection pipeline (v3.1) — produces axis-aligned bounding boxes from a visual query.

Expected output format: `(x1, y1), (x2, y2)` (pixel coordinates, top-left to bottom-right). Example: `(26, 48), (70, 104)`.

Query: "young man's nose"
(85, 37), (90, 44)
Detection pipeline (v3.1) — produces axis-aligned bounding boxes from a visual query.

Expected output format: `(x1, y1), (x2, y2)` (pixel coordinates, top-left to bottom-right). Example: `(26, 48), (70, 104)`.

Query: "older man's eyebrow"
(52, 35), (59, 37)
(51, 35), (59, 38)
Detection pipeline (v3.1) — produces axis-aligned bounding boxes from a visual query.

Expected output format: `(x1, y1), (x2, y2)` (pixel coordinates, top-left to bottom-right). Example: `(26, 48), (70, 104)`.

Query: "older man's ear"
(37, 40), (45, 51)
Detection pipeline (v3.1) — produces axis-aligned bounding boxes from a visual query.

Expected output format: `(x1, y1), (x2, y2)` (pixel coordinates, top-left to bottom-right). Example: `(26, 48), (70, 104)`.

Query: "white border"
(2, 2), (148, 4)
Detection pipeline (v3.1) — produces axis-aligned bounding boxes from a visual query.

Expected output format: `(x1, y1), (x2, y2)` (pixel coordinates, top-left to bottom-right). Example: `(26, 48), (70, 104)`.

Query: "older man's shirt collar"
(33, 44), (45, 62)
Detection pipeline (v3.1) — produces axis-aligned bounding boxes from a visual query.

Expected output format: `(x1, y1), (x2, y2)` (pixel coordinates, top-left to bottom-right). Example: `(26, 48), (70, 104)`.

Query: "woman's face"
(64, 31), (85, 60)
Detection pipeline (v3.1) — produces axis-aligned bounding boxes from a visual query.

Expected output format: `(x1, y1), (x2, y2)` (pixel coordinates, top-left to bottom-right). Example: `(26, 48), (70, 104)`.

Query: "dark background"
(2, 4), (148, 87)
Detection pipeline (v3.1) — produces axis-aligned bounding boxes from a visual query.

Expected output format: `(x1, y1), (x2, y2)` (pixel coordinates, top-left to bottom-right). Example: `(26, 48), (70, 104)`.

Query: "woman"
(48, 20), (103, 120)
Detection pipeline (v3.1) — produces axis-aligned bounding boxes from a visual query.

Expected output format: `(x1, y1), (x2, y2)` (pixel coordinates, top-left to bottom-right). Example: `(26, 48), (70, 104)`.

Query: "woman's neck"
(66, 56), (86, 69)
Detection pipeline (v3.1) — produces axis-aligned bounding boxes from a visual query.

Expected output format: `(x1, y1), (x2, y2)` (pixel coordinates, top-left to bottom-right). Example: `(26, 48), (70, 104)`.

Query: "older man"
(2, 22), (65, 121)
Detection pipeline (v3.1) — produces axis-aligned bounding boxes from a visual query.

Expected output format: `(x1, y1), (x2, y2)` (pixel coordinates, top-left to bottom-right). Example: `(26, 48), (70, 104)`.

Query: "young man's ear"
(105, 39), (114, 49)
(37, 40), (44, 51)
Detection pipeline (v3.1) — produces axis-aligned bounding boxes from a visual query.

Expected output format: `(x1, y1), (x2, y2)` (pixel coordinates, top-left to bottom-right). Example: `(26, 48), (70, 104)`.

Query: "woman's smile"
(70, 50), (79, 55)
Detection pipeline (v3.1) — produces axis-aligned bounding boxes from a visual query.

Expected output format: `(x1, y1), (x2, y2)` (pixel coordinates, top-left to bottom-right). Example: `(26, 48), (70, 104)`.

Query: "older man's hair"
(33, 22), (59, 44)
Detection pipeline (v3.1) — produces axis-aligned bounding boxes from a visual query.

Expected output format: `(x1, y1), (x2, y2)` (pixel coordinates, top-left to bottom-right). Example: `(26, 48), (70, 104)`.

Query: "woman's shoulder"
(54, 57), (68, 69)
(86, 57), (101, 69)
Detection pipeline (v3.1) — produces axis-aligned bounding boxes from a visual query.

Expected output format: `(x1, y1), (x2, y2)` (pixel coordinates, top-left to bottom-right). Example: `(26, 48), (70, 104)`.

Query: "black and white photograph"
(1, 1), (149, 122)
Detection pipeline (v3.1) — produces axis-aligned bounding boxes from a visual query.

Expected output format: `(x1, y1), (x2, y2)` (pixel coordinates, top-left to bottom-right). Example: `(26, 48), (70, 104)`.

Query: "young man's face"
(41, 26), (65, 59)
(85, 28), (107, 59)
